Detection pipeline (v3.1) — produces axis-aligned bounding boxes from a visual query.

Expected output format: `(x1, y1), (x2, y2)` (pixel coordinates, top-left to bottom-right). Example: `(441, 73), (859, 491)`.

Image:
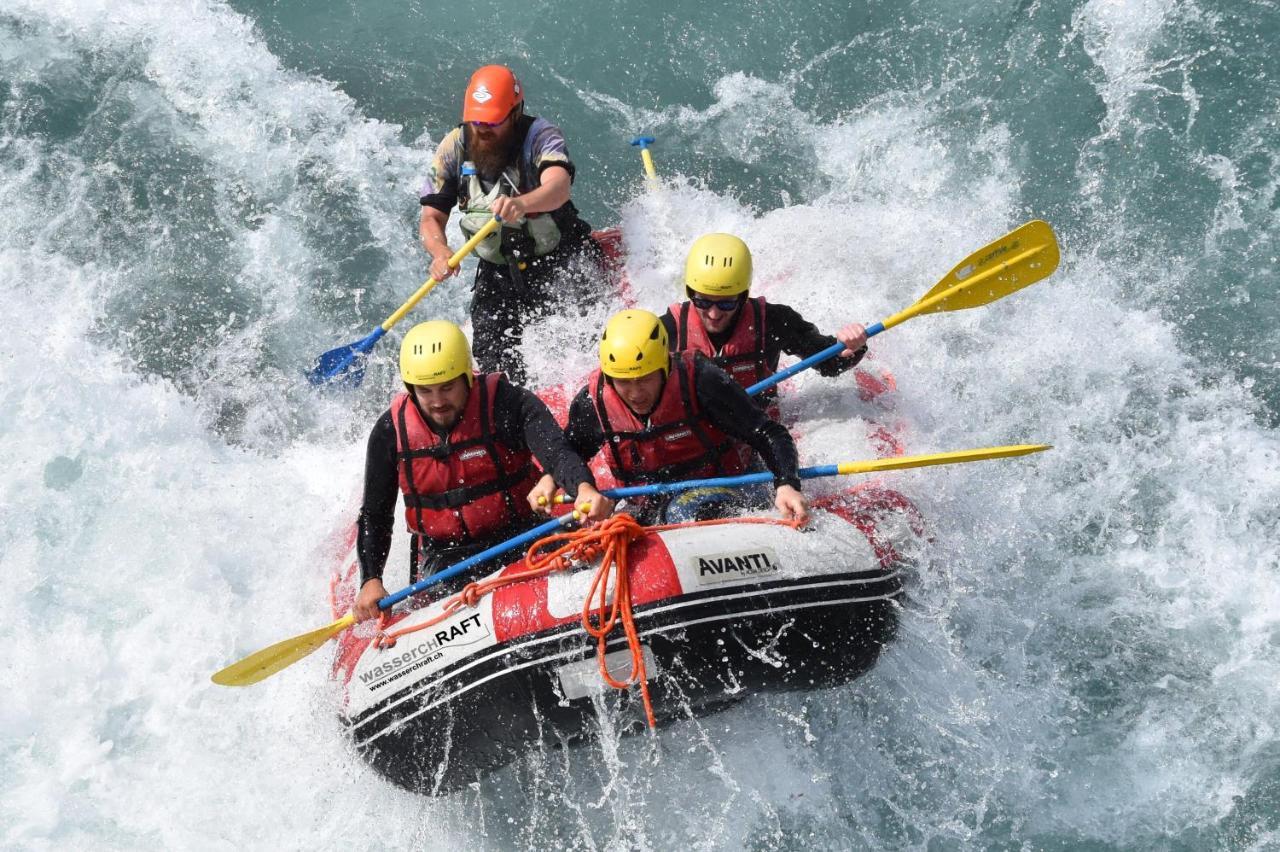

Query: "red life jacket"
(392, 373), (539, 545)
(588, 353), (752, 486)
(669, 297), (778, 394)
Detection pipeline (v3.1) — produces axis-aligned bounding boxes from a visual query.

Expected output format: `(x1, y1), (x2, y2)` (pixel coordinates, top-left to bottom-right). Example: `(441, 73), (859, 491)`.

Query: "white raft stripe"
(349, 570), (900, 730)
(354, 587), (901, 747)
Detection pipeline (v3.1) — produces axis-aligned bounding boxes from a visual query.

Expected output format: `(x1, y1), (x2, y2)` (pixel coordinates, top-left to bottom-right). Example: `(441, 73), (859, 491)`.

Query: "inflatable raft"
(327, 484), (923, 794)
(324, 228), (922, 793)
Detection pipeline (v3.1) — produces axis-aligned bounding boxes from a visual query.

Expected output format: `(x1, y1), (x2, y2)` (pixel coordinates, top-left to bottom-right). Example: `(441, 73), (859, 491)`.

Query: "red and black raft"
(324, 228), (922, 794)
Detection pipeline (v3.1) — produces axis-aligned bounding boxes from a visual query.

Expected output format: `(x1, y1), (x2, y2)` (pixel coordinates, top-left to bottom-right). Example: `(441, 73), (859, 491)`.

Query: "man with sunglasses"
(418, 65), (601, 384)
(660, 233), (869, 412)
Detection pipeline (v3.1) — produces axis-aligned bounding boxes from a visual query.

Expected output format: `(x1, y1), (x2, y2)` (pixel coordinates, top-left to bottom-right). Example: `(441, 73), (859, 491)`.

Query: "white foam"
(517, 65), (1280, 844)
(0, 3), (469, 847)
(2, 0), (1278, 845)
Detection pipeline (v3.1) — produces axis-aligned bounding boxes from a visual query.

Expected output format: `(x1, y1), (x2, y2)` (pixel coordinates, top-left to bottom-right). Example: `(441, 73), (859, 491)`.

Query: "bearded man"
(418, 65), (601, 384)
(352, 320), (611, 621)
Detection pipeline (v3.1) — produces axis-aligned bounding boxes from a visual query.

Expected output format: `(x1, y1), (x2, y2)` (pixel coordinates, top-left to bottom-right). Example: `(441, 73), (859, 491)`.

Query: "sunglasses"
(688, 291), (743, 312)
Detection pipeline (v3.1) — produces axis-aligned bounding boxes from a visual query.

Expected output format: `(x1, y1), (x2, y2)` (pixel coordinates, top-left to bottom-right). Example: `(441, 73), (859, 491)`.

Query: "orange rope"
(373, 512), (802, 728)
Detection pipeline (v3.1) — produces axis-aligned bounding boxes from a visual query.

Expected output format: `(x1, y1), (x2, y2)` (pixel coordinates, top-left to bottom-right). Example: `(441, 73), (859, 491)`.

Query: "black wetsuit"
(358, 376), (595, 591)
(420, 116), (602, 385)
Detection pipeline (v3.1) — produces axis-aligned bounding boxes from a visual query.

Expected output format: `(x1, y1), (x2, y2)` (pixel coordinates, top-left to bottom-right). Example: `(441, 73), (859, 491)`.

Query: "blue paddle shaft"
(404, 464), (843, 596)
(744, 322), (885, 397)
(377, 514), (574, 610)
(357, 326), (387, 352)
(595, 463), (841, 501)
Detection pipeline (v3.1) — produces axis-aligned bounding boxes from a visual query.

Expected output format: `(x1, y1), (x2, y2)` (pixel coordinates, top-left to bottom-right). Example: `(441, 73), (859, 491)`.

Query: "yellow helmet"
(599, 309), (670, 379)
(683, 233), (753, 297)
(399, 320), (473, 386)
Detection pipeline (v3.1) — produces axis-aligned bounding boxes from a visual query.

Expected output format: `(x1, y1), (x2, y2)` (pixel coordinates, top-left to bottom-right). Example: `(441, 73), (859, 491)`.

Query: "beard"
(466, 123), (520, 182)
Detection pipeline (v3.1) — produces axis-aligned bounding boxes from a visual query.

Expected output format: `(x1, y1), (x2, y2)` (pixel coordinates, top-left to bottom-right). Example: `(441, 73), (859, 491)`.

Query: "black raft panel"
(352, 569), (902, 794)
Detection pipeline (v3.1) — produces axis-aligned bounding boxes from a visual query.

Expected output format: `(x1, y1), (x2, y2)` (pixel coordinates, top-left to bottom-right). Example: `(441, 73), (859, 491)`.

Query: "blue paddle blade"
(305, 328), (386, 388)
(306, 344), (362, 386)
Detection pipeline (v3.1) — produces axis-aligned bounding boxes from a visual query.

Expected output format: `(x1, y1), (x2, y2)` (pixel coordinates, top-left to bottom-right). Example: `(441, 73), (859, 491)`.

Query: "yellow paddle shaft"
(640, 148), (657, 180)
(381, 217), (502, 331)
(835, 443), (1051, 476)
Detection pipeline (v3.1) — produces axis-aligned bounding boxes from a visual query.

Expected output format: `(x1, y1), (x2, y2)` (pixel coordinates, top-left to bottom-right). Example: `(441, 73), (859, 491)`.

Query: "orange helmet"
(462, 65), (524, 124)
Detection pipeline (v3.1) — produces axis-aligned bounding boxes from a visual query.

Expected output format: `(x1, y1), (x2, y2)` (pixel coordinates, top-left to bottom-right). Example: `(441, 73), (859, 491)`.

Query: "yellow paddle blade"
(884, 220), (1060, 330)
(835, 443), (1051, 476)
(211, 614), (355, 687)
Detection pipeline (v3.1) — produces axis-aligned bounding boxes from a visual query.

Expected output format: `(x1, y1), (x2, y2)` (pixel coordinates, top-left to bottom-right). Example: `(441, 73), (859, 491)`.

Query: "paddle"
(631, 135), (658, 181)
(211, 511), (580, 687)
(306, 216), (503, 388)
(546, 443), (1050, 504)
(745, 220), (1061, 397)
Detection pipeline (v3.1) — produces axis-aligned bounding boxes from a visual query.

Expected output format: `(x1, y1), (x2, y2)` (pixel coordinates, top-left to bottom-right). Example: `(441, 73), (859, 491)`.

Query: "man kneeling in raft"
(353, 320), (612, 621)
(545, 308), (808, 525)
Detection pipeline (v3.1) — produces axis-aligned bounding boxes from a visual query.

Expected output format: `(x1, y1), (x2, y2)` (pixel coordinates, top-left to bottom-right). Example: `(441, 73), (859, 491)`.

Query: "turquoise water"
(2, 0), (1278, 848)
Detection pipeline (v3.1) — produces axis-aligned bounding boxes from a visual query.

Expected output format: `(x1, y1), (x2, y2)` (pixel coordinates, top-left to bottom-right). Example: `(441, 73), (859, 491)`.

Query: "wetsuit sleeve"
(564, 386), (607, 463)
(492, 378), (596, 492)
(659, 309), (678, 350)
(526, 118), (576, 183)
(357, 410), (399, 585)
(767, 302), (866, 376)
(693, 358), (802, 490)
(419, 127), (463, 214)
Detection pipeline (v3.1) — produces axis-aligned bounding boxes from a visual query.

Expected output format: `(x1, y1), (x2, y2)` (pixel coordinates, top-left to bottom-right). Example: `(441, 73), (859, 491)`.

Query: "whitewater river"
(2, 0), (1277, 848)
